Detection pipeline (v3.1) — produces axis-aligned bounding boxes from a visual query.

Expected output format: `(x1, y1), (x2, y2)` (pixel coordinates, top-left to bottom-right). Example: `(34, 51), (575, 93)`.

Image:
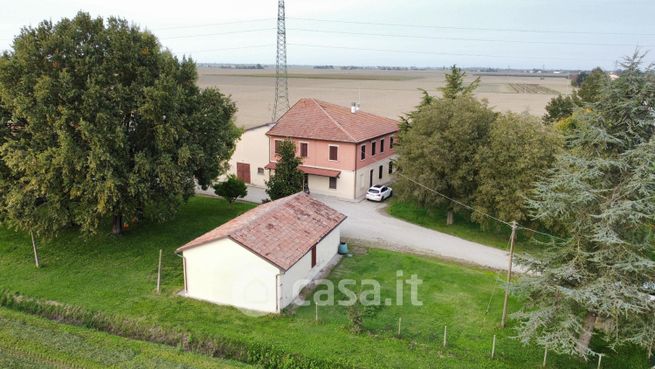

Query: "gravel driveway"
(312, 194), (512, 271)
(199, 185), (512, 271)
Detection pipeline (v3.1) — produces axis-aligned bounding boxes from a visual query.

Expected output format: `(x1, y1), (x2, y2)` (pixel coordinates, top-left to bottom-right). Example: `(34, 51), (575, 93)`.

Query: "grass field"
(0, 307), (252, 369)
(387, 200), (521, 250)
(0, 196), (646, 369)
(198, 67), (573, 129)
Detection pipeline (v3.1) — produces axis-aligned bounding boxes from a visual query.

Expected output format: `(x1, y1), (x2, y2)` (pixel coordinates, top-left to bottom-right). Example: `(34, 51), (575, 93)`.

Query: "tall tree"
(474, 113), (562, 229)
(395, 97), (496, 224)
(439, 65), (480, 99)
(514, 54), (655, 358)
(266, 140), (303, 200)
(0, 13), (240, 237)
(577, 67), (610, 104)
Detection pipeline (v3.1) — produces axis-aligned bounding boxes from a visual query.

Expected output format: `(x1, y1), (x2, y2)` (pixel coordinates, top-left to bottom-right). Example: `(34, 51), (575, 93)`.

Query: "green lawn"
(0, 196), (647, 369)
(0, 307), (252, 369)
(387, 199), (539, 252)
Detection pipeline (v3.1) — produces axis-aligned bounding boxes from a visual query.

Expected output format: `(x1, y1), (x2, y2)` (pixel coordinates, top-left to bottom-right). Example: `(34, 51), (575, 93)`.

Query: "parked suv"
(366, 185), (392, 202)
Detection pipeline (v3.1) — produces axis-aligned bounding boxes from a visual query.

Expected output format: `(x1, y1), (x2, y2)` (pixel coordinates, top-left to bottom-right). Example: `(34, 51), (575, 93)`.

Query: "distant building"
(176, 192), (346, 313)
(225, 98), (399, 200)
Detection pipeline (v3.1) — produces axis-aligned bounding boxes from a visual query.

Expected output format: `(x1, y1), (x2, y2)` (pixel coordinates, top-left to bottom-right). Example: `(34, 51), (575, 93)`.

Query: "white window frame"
(274, 139), (283, 155)
(299, 141), (309, 158)
(371, 140), (377, 156)
(328, 144), (339, 161)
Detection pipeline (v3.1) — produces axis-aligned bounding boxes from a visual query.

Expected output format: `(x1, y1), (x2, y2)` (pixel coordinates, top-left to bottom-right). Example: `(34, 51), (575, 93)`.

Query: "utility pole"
(272, 0), (289, 121)
(501, 220), (518, 328)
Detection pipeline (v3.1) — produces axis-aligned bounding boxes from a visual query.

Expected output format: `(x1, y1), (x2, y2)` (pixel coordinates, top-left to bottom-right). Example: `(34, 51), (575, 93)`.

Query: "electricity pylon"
(272, 0), (290, 121)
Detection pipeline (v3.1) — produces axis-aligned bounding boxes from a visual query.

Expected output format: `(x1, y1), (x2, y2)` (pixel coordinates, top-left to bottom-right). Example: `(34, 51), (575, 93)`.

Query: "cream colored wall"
(227, 124), (272, 188)
(280, 225), (341, 309)
(306, 170), (356, 200)
(183, 238), (281, 313)
(355, 155), (397, 198)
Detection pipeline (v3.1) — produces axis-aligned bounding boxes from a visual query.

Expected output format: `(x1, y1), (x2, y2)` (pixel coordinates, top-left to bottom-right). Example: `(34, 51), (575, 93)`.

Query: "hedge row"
(0, 290), (361, 369)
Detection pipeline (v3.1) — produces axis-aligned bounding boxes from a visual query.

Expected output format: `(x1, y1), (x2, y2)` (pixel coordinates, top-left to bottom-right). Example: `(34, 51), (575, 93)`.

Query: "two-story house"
(264, 98), (398, 200)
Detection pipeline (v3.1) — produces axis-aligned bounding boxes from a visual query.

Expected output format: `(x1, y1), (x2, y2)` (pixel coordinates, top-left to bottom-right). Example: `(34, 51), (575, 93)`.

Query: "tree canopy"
(395, 96), (496, 224)
(514, 54), (655, 358)
(474, 112), (562, 229)
(0, 12), (240, 236)
(266, 140), (303, 200)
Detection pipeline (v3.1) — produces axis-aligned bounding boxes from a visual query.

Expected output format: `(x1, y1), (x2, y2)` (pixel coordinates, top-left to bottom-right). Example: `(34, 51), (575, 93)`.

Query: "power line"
(395, 172), (565, 241)
(178, 44), (273, 54)
(152, 18), (272, 31)
(288, 17), (655, 37)
(160, 28), (275, 40)
(287, 28), (653, 48)
(395, 172), (513, 228)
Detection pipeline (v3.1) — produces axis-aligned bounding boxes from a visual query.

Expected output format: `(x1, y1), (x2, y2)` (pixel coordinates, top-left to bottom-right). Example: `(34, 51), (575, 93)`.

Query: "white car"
(366, 185), (393, 202)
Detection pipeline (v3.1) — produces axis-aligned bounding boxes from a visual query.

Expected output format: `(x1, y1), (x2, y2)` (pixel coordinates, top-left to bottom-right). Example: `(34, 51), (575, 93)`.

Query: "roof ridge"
(310, 98), (357, 142)
(315, 98), (398, 123)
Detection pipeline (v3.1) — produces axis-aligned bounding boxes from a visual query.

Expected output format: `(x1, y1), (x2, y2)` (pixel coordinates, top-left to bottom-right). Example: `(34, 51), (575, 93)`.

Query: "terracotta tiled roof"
(264, 162), (341, 177)
(176, 193), (346, 270)
(266, 98), (399, 143)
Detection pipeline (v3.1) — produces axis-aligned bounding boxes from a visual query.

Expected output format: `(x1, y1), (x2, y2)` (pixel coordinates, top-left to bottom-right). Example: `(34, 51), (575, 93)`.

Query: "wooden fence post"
(491, 335), (497, 359)
(443, 325), (447, 348)
(397, 317), (402, 336)
(542, 346), (548, 367)
(156, 249), (162, 294)
(30, 231), (40, 268)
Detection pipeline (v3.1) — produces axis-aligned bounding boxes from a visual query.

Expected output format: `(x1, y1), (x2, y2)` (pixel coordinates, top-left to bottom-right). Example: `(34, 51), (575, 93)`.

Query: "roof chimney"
(351, 102), (357, 114)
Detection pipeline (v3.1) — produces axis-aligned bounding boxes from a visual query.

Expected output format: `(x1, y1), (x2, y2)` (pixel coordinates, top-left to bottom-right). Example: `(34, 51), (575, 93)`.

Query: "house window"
(274, 140), (282, 154)
(380, 138), (385, 153)
(311, 246), (317, 267)
(372, 141), (377, 156)
(388, 161), (393, 174)
(329, 145), (338, 161)
(378, 165), (383, 179)
(360, 144), (366, 160)
(257, 167), (264, 175)
(329, 177), (337, 189)
(300, 142), (308, 158)
(390, 136), (394, 149)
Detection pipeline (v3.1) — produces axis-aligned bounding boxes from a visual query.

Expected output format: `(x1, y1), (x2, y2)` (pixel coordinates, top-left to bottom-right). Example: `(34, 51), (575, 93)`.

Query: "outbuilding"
(176, 192), (346, 313)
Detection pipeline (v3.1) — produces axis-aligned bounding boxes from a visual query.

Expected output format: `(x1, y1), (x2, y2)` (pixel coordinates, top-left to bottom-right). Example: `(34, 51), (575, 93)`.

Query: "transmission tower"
(272, 0), (290, 121)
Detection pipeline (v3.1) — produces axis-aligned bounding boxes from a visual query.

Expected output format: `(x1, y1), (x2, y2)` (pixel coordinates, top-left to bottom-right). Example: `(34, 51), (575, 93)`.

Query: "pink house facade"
(265, 98), (399, 200)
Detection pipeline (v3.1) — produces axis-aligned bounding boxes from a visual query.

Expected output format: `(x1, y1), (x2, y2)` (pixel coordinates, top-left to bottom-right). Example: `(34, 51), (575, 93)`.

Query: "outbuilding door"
(236, 162), (251, 184)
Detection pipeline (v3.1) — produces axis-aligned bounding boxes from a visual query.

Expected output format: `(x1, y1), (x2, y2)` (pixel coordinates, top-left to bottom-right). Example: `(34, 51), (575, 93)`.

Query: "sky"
(1, 0), (654, 70)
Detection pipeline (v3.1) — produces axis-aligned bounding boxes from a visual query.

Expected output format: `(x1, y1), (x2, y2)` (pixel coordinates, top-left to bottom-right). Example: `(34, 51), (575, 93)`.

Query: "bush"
(213, 175), (247, 204)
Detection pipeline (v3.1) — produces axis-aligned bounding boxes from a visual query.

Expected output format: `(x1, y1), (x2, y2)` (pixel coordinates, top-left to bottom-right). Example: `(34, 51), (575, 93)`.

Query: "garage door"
(236, 162), (251, 184)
